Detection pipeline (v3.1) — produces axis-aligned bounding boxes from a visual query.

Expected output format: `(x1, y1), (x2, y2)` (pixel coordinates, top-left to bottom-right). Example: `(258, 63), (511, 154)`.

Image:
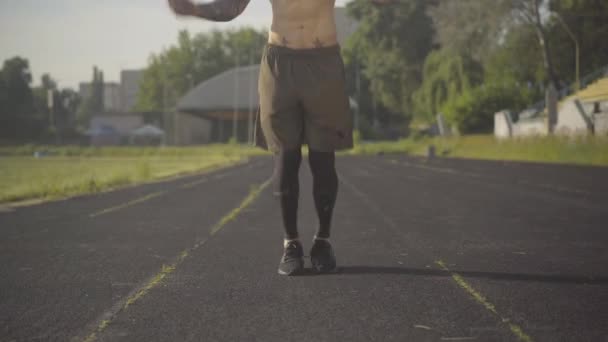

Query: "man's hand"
(168, 0), (250, 22)
(168, 0), (198, 17)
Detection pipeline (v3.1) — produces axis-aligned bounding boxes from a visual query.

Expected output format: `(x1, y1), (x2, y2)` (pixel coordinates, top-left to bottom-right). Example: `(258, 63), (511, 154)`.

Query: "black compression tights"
(273, 148), (338, 240)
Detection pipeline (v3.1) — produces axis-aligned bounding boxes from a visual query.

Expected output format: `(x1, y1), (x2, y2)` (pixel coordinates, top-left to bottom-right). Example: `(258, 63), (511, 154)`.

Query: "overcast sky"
(0, 0), (351, 89)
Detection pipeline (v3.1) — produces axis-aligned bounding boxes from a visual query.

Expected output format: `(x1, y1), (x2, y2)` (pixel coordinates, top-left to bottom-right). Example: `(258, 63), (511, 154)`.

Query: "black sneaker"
(310, 239), (337, 273)
(278, 240), (304, 276)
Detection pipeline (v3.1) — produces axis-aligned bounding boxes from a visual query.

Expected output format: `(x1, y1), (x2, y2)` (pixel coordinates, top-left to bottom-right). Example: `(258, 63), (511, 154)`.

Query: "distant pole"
(164, 82), (175, 145)
(187, 73), (194, 90)
(47, 89), (54, 127)
(556, 14), (580, 91)
(47, 89), (58, 144)
(248, 49), (254, 145)
(233, 48), (240, 143)
(355, 55), (361, 134)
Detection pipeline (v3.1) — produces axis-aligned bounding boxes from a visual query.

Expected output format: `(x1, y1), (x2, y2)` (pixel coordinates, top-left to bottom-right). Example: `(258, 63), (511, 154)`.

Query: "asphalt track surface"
(1, 155), (607, 342)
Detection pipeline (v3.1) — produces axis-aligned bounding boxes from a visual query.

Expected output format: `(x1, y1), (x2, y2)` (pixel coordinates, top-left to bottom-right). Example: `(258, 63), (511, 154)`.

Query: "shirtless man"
(168, 0), (390, 276)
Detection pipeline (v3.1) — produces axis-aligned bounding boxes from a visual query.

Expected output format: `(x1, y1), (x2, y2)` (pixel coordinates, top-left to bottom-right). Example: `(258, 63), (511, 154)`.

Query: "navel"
(314, 38), (324, 48)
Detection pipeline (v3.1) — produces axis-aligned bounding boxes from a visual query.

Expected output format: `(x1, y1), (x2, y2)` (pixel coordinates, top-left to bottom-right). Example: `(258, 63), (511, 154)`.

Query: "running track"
(1, 155), (607, 342)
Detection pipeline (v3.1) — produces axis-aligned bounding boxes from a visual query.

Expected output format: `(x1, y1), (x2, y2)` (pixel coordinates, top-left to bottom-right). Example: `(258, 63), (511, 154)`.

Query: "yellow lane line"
(340, 170), (534, 342)
(89, 191), (166, 218)
(436, 260), (534, 342)
(210, 180), (271, 236)
(80, 179), (271, 342)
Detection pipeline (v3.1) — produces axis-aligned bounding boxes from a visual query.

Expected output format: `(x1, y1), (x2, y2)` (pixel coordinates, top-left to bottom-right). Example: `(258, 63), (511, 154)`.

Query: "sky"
(0, 0), (350, 89)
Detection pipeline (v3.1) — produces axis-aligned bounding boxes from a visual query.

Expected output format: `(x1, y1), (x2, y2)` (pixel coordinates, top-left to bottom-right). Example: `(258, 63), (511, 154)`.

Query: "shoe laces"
(284, 241), (302, 260)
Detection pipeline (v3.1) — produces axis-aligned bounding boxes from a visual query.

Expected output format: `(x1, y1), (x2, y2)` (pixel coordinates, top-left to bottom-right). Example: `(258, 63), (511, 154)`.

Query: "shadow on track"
(298, 266), (608, 285)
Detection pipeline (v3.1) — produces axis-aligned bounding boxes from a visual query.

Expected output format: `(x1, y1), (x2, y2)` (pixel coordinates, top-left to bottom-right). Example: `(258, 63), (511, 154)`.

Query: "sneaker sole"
(311, 262), (339, 274)
(277, 260), (305, 276)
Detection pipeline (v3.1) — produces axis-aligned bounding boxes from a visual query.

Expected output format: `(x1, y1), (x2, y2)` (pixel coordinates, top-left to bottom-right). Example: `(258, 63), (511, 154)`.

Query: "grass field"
(0, 145), (266, 204)
(1, 135), (606, 204)
(349, 134), (608, 166)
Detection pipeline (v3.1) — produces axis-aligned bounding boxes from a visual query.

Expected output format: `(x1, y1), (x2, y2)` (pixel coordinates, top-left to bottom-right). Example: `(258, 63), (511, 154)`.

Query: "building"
(175, 65), (260, 145)
(78, 82), (123, 112)
(81, 68), (152, 145)
(121, 70), (144, 112)
(79, 69), (144, 113)
(495, 75), (608, 138)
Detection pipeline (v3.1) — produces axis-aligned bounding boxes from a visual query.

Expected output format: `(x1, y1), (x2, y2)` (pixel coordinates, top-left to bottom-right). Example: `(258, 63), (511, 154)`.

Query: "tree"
(412, 49), (483, 122)
(483, 25), (545, 87)
(0, 57), (37, 141)
(547, 0), (608, 87)
(0, 57), (33, 118)
(136, 28), (267, 112)
(511, 0), (560, 90)
(442, 83), (534, 133)
(428, 0), (513, 62)
(430, 0), (561, 90)
(345, 0), (435, 122)
(31, 73), (82, 142)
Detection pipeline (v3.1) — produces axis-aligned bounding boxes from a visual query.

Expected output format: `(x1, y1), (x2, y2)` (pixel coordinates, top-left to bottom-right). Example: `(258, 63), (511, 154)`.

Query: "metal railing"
(521, 64), (608, 118)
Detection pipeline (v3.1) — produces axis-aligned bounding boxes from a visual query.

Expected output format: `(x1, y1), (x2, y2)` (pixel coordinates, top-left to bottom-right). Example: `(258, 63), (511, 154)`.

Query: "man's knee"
(308, 149), (336, 177)
(274, 148), (302, 196)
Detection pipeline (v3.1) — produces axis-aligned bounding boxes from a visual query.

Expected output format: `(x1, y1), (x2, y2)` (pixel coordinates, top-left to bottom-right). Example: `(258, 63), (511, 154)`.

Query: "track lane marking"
(89, 162), (260, 218)
(387, 158), (592, 197)
(89, 191), (166, 218)
(436, 260), (533, 342)
(78, 178), (272, 342)
(179, 177), (209, 189)
(339, 170), (535, 342)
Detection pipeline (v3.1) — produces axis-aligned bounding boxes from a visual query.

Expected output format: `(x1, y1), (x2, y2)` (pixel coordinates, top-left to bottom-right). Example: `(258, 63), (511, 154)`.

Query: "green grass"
(3, 136), (606, 204)
(348, 134), (608, 166)
(0, 145), (267, 204)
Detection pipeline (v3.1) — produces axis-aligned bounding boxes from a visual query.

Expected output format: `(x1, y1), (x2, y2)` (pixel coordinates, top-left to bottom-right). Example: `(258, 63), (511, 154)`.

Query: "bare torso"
(268, 0), (338, 49)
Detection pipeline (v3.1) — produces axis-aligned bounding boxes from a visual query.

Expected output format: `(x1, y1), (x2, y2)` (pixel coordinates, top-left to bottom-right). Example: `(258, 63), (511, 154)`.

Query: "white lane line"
(179, 178), (209, 189)
(89, 191), (166, 218)
(387, 159), (592, 197)
(89, 161), (262, 218)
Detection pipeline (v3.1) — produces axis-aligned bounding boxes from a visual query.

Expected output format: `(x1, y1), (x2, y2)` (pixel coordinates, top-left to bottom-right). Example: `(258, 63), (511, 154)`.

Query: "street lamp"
(555, 13), (580, 91)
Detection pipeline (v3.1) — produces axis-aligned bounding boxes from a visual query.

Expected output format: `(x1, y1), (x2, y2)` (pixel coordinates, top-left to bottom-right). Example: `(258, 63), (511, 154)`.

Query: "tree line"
(0, 57), (108, 144)
(2, 0), (606, 143)
(343, 0), (608, 136)
(137, 0), (608, 138)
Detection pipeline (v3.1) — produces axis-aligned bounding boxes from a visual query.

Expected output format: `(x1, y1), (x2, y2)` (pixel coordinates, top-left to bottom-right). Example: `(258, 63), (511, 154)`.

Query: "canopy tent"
(129, 124), (165, 137)
(128, 124), (165, 145)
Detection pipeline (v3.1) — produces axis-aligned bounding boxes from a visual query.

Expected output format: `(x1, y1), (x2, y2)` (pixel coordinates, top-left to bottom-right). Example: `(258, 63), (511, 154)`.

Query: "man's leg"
(308, 149), (338, 239)
(274, 148), (302, 240)
(308, 149), (338, 273)
(274, 148), (305, 276)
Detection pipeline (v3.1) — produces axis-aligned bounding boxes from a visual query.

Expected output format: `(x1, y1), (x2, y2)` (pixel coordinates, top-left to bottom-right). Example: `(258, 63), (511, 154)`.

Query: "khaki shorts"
(255, 44), (353, 153)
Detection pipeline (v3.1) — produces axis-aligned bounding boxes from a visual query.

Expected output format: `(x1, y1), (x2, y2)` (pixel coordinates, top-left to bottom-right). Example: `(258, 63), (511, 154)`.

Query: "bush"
(442, 83), (533, 134)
